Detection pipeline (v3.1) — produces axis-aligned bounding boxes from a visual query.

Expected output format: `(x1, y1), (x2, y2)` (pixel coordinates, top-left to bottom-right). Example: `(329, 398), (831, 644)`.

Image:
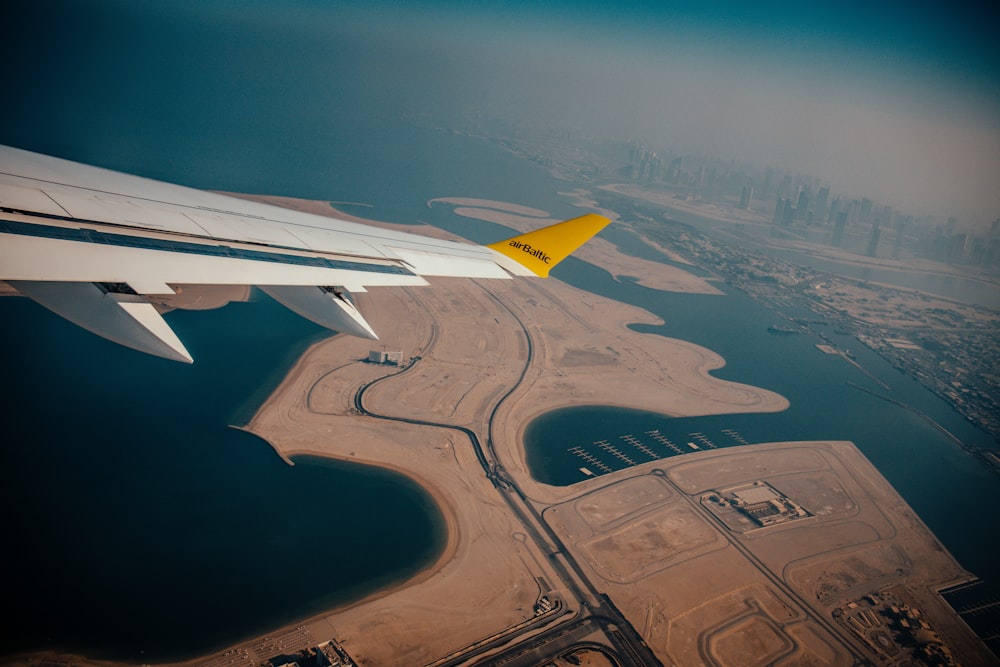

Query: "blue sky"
(4, 0), (998, 225)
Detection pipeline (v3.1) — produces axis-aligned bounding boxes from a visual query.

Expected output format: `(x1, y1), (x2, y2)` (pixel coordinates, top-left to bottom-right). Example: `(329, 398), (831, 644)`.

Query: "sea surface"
(2, 4), (999, 660)
(0, 296), (447, 660)
(1, 72), (587, 657)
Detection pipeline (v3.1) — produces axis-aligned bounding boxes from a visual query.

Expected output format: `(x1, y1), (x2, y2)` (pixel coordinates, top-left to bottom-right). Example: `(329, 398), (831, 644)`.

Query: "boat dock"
(565, 426), (754, 480)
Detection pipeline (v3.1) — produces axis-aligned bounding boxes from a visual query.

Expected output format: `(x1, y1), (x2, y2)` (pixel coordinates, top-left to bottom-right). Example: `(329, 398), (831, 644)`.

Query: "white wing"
(0, 145), (608, 362)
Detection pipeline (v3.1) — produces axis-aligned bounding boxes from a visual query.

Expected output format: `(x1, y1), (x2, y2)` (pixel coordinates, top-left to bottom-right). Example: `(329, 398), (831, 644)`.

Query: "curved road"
(341, 283), (662, 666)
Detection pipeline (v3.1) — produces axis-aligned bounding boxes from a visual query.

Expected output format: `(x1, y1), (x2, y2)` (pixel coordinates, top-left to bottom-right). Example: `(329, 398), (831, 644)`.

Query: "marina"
(940, 579), (1000, 656)
(565, 426), (753, 479)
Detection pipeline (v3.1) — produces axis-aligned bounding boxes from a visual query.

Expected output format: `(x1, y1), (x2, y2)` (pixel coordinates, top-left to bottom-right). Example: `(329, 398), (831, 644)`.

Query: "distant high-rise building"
(777, 174), (792, 200)
(969, 237), (988, 266)
(859, 198), (874, 223)
(987, 238), (1000, 266)
(773, 198), (786, 225)
(782, 198), (795, 227)
(727, 170), (746, 195)
(762, 167), (775, 196)
(796, 188), (811, 222)
(739, 185), (754, 211)
(639, 151), (662, 182)
(867, 219), (881, 257)
(827, 196), (842, 224)
(815, 186), (830, 219)
(892, 218), (907, 259)
(927, 231), (950, 261)
(948, 232), (969, 261)
(879, 205), (894, 228)
(832, 212), (847, 247)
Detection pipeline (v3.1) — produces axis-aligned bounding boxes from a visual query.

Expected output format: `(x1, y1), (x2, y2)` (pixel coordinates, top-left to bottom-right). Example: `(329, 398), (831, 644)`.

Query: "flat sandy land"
(545, 441), (989, 666)
(232, 197), (983, 665)
(808, 278), (1000, 330)
(232, 272), (784, 664)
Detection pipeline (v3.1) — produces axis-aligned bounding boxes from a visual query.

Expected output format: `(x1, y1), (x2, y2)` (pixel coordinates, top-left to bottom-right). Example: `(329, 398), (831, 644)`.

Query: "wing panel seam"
(0, 218), (415, 275)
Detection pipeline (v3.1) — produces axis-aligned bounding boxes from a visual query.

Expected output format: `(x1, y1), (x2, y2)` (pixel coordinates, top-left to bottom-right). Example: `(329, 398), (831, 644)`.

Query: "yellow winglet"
(486, 213), (610, 277)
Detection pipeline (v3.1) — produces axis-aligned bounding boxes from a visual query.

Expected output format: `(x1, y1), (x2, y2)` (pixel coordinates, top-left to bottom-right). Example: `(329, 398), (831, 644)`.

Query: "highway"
(346, 283), (664, 666)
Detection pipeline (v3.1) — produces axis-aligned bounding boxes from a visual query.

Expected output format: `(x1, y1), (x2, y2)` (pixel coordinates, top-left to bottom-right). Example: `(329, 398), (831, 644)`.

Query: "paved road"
(347, 283), (664, 666)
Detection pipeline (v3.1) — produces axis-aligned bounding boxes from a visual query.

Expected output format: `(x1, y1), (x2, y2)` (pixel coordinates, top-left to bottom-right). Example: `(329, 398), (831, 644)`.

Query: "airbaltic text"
(507, 240), (551, 264)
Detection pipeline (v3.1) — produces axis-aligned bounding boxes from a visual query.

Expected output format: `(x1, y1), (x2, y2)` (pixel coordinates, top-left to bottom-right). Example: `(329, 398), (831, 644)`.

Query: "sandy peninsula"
(217, 196), (784, 664)
(8, 195), (986, 666)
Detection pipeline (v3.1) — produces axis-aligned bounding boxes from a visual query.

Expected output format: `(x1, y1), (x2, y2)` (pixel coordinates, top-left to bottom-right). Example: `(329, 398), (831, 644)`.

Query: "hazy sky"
(4, 0), (998, 226)
(345, 0), (1000, 225)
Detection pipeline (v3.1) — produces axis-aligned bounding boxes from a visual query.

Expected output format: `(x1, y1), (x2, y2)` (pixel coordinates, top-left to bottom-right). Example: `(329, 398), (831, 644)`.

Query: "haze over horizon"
(4, 0), (998, 227)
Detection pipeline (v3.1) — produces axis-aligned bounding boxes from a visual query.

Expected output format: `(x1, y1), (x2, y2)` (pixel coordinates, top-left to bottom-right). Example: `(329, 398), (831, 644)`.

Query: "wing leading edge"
(0, 145), (609, 362)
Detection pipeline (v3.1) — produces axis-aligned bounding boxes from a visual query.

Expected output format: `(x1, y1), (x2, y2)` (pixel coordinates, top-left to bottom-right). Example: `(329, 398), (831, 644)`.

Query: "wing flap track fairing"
(259, 285), (379, 340)
(9, 280), (194, 363)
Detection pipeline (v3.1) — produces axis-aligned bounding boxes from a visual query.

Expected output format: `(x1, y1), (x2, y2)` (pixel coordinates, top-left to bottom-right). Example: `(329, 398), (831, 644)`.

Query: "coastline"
(239, 336), (465, 618)
(240, 332), (563, 663)
(224, 197), (788, 661)
(247, 440), (462, 622)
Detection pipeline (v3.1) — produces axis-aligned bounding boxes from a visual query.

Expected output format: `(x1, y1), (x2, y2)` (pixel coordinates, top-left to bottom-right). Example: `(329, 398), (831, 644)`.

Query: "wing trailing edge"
(1, 146), (611, 362)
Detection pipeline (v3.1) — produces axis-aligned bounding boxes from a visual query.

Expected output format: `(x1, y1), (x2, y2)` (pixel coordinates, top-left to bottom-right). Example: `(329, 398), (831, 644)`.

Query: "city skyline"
(463, 3), (1000, 227)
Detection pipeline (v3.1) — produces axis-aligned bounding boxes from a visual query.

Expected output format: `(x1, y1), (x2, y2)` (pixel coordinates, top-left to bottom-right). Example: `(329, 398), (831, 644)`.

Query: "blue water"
(1, 27), (576, 651)
(2, 49), (570, 655)
(0, 295), (448, 660)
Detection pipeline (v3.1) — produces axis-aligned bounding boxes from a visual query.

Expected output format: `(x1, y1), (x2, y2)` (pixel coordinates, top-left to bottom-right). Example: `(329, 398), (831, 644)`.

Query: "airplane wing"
(0, 145), (609, 362)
